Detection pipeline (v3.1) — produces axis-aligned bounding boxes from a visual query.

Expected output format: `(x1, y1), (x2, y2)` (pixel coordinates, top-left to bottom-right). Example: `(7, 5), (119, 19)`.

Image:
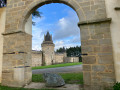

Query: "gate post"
(2, 31), (32, 87)
(78, 18), (116, 89)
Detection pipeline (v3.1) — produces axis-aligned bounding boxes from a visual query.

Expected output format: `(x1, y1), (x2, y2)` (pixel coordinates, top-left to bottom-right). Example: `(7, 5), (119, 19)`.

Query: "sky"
(32, 3), (81, 51)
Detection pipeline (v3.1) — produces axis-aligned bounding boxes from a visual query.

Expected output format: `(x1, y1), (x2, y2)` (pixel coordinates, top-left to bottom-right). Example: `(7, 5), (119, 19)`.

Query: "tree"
(32, 10), (42, 25)
(0, 0), (6, 8)
(56, 46), (82, 62)
(56, 47), (66, 53)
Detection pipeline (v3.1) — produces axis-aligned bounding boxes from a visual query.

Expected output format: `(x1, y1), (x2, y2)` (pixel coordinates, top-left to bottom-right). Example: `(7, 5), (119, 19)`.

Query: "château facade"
(32, 32), (79, 67)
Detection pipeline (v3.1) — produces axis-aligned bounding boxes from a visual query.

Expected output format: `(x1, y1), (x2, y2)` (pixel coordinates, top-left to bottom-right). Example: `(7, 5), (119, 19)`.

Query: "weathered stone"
(100, 45), (113, 52)
(82, 56), (96, 64)
(43, 73), (65, 87)
(93, 46), (100, 52)
(98, 55), (113, 64)
(83, 65), (91, 71)
(81, 46), (93, 53)
(83, 72), (91, 85)
(92, 65), (105, 71)
(99, 39), (112, 45)
(101, 77), (115, 83)
(0, 0), (116, 89)
(81, 40), (99, 46)
(97, 72), (115, 77)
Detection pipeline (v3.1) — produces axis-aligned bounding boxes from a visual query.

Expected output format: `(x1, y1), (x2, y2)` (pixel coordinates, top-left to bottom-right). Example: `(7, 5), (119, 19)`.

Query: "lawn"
(32, 73), (83, 84)
(32, 62), (82, 70)
(0, 85), (56, 90)
(0, 73), (83, 90)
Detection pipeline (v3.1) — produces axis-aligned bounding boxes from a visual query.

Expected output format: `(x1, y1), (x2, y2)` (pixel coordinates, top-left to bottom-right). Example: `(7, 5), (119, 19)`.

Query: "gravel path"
(32, 65), (83, 74)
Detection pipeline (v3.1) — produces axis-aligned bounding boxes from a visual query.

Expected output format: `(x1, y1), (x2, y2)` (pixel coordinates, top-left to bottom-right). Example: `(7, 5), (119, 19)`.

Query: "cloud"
(32, 27), (44, 50)
(32, 8), (81, 51)
(53, 11), (80, 41)
(54, 39), (81, 51)
(32, 16), (45, 24)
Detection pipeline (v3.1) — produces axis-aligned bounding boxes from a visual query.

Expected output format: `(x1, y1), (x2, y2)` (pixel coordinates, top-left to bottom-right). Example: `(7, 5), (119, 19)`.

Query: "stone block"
(95, 27), (110, 35)
(83, 65), (91, 71)
(79, 1), (90, 7)
(100, 45), (113, 52)
(18, 2), (25, 6)
(80, 29), (89, 35)
(2, 73), (13, 80)
(83, 72), (91, 85)
(97, 53), (112, 56)
(98, 55), (113, 64)
(81, 40), (99, 46)
(81, 35), (90, 40)
(81, 46), (93, 53)
(91, 34), (103, 39)
(93, 46), (100, 52)
(97, 72), (115, 78)
(80, 29), (90, 40)
(92, 65), (105, 72)
(91, 72), (97, 77)
(103, 32), (111, 38)
(14, 67), (25, 83)
(3, 54), (26, 69)
(91, 77), (100, 85)
(99, 39), (112, 45)
(101, 77), (115, 83)
(107, 65), (115, 71)
(69, 0), (80, 10)
(82, 56), (96, 64)
(89, 29), (95, 36)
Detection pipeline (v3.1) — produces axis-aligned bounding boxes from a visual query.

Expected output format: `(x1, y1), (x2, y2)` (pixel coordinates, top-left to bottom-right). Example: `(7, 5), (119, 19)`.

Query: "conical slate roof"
(42, 31), (54, 45)
(45, 31), (52, 41)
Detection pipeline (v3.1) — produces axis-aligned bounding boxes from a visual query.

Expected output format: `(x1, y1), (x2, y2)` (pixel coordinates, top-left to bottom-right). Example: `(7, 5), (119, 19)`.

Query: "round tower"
(41, 31), (55, 65)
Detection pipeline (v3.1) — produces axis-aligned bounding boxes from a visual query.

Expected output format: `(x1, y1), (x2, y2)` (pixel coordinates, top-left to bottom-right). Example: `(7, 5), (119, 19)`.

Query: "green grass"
(0, 73), (83, 90)
(32, 73), (83, 84)
(32, 62), (82, 70)
(0, 85), (56, 90)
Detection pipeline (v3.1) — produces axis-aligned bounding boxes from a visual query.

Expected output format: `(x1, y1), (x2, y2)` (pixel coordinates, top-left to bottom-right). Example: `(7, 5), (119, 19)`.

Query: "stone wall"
(105, 0), (120, 82)
(0, 7), (6, 83)
(42, 44), (55, 65)
(63, 57), (79, 63)
(1, 0), (116, 88)
(32, 51), (42, 67)
(79, 21), (115, 89)
(31, 51), (79, 66)
(2, 32), (32, 87)
(54, 53), (66, 64)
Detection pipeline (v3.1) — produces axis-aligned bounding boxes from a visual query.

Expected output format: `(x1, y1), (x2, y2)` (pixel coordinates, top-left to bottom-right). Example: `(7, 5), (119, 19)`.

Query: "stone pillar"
(1, 32), (32, 87)
(0, 7), (6, 83)
(105, 0), (120, 82)
(78, 18), (116, 89)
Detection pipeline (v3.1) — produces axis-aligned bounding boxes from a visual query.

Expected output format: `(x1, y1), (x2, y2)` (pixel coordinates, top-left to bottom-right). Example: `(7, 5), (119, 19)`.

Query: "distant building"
(32, 32), (79, 67)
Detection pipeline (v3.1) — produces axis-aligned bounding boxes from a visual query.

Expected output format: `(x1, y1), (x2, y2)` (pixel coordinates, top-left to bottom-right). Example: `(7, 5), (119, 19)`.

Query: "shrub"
(113, 82), (120, 90)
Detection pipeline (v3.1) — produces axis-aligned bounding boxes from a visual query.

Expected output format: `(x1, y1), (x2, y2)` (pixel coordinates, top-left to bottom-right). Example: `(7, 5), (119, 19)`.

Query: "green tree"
(56, 46), (82, 62)
(32, 10), (42, 25)
(56, 47), (66, 53)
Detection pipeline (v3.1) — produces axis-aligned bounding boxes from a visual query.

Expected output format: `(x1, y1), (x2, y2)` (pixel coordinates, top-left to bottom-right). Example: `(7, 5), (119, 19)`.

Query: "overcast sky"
(32, 3), (81, 51)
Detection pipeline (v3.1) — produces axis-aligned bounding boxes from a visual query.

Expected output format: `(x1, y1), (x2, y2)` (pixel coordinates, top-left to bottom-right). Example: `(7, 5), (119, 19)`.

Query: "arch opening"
(21, 0), (85, 31)
(25, 2), (83, 87)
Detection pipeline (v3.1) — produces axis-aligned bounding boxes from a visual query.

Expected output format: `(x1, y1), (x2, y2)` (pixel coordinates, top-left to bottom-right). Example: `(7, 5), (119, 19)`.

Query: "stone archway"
(1, 0), (116, 89)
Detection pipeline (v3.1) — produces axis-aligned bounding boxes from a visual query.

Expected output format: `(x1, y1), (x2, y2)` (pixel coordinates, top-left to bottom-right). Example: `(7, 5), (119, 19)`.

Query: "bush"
(113, 82), (120, 90)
